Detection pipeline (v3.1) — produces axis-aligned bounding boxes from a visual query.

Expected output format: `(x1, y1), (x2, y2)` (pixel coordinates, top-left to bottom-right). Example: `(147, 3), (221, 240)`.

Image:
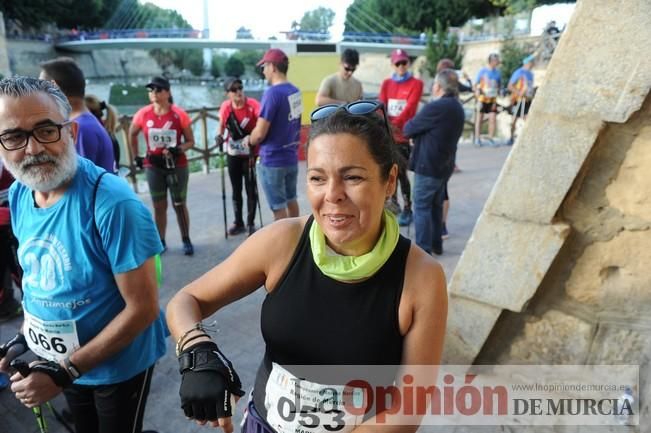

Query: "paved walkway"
(0, 144), (510, 433)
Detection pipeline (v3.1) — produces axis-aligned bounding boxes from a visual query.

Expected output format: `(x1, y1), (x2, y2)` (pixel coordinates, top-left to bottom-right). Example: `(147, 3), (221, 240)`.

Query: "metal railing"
(115, 106), (221, 192)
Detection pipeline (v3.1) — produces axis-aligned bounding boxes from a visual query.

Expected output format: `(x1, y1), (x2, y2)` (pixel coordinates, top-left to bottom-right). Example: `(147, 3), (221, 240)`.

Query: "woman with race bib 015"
(166, 101), (448, 433)
(129, 76), (195, 255)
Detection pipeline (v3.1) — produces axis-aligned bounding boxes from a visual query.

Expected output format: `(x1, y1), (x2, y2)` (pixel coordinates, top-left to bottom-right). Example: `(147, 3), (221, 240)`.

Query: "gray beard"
(3, 143), (78, 192)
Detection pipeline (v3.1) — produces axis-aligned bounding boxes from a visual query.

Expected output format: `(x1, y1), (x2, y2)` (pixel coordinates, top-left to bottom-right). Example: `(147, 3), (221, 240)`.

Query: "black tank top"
(253, 216), (411, 416)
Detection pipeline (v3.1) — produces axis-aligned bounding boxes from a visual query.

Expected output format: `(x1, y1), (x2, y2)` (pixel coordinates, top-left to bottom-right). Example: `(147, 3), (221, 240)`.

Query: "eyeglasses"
(394, 60), (408, 67)
(0, 121), (72, 151)
(310, 100), (394, 145)
(343, 65), (356, 73)
(228, 85), (243, 93)
(148, 87), (165, 93)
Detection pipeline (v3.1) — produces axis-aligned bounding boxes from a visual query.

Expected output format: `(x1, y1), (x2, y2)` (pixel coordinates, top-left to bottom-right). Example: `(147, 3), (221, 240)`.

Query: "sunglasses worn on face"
(343, 65), (356, 73)
(229, 85), (243, 93)
(394, 60), (408, 67)
(310, 100), (394, 145)
(148, 87), (165, 93)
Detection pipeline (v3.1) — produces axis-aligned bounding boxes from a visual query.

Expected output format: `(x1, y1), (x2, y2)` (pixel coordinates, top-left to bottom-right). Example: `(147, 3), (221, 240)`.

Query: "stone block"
(587, 324), (651, 365)
(606, 126), (651, 220)
(442, 295), (502, 364)
(498, 310), (594, 364)
(565, 231), (651, 316)
(486, 113), (602, 224)
(536, 0), (651, 123)
(450, 213), (570, 311)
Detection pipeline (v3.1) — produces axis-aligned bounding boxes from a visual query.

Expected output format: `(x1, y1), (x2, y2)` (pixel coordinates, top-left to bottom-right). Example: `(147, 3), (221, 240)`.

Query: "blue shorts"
(258, 164), (298, 211)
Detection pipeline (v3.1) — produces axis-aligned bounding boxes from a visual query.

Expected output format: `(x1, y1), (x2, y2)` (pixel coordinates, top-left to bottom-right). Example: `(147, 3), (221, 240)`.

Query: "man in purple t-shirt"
(250, 49), (302, 220)
(40, 57), (116, 173)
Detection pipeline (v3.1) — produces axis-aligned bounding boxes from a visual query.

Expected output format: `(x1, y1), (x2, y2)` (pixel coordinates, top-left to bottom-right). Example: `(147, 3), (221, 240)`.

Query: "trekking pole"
(218, 138), (228, 239)
(249, 151), (263, 228)
(10, 360), (47, 433)
(164, 150), (190, 240)
(8, 358), (75, 433)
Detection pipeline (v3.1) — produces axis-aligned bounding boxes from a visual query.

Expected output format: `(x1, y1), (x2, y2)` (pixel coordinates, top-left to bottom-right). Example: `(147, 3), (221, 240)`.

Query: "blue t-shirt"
(475, 67), (502, 99)
(10, 157), (166, 385)
(259, 82), (302, 167)
(508, 67), (535, 98)
(74, 112), (116, 173)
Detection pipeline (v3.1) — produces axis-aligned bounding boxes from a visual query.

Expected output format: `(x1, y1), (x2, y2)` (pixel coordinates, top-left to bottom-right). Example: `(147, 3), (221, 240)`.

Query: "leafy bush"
(499, 18), (534, 85)
(423, 20), (463, 77)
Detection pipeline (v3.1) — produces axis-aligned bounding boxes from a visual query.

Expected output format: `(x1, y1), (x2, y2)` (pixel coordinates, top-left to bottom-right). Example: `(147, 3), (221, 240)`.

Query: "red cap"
(390, 49), (410, 64)
(256, 48), (288, 66)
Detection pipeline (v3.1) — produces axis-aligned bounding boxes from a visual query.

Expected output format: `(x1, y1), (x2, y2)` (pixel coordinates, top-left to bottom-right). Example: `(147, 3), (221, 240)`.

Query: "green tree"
(298, 7), (335, 33)
(210, 56), (221, 78)
(489, 0), (573, 14)
(224, 56), (245, 77)
(344, 0), (500, 33)
(344, 0), (382, 33)
(499, 18), (533, 84)
(0, 0), (121, 30)
(423, 20), (463, 76)
(234, 50), (265, 69)
(180, 50), (205, 76)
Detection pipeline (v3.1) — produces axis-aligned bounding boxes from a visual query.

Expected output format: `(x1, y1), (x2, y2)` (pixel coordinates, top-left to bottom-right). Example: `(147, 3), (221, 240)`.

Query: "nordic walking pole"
(248, 150), (263, 228)
(217, 136), (228, 239)
(10, 360), (47, 433)
(164, 150), (189, 240)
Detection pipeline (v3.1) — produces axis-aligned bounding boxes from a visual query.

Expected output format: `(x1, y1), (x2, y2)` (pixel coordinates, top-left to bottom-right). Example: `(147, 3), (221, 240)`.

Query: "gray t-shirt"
(317, 73), (363, 103)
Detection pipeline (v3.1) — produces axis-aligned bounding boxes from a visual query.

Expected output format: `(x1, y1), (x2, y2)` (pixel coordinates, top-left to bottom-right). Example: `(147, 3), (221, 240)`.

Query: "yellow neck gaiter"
(309, 210), (400, 281)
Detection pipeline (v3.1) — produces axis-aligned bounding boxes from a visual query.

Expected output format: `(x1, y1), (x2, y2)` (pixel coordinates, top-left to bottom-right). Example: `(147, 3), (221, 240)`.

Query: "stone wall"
(6, 40), (161, 78)
(444, 0), (651, 430)
(0, 13), (10, 77)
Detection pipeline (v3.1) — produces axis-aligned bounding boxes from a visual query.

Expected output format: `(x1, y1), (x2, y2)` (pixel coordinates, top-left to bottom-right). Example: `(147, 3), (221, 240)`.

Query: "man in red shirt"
(217, 77), (261, 236)
(379, 49), (423, 226)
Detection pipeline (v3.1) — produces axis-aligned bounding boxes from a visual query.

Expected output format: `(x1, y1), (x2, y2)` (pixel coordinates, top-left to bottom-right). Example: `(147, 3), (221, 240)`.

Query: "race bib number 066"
(24, 310), (80, 362)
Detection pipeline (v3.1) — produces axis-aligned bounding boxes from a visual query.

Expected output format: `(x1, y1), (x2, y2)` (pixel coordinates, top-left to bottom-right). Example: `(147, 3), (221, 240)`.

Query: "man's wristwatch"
(63, 357), (82, 380)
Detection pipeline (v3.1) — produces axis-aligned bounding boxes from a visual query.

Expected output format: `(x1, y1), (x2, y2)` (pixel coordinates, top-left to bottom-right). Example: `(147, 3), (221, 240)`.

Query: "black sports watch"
(63, 357), (82, 380)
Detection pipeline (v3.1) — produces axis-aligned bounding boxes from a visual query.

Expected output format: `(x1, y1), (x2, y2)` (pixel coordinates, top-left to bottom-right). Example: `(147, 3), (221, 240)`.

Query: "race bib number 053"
(24, 310), (80, 362)
(264, 363), (364, 433)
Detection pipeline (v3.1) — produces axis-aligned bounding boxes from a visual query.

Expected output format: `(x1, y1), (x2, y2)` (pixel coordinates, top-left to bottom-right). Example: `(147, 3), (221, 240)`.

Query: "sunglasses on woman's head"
(310, 100), (394, 145)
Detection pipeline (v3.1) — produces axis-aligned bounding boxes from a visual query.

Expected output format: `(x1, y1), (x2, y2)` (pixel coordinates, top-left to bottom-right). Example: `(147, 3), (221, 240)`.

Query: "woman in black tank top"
(167, 102), (448, 433)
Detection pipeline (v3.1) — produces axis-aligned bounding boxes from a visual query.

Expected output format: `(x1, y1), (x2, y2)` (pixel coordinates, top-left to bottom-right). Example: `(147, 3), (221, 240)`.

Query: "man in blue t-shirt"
(474, 53), (501, 146)
(507, 54), (536, 145)
(40, 57), (116, 173)
(250, 48), (302, 220)
(0, 77), (165, 433)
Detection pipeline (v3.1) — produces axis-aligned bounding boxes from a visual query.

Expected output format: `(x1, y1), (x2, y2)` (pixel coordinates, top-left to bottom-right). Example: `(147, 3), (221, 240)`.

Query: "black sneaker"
(0, 298), (22, 323)
(228, 223), (246, 236)
(247, 225), (257, 236)
(182, 239), (194, 256)
(160, 239), (167, 254)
